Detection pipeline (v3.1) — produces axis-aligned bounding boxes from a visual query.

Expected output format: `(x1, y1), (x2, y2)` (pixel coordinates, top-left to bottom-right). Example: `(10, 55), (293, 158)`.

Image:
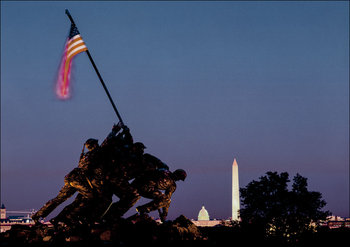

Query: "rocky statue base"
(0, 214), (203, 246)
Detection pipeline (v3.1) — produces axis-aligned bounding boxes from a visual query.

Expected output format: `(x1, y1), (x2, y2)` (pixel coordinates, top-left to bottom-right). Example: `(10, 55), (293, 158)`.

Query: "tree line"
(201, 171), (349, 247)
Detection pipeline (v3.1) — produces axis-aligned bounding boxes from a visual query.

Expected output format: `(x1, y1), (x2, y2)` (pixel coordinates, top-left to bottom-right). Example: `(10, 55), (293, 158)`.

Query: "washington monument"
(232, 158), (240, 221)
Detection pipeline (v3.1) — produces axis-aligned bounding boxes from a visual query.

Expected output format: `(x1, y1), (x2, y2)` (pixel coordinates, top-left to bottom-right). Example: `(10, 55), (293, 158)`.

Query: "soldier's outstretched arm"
(101, 123), (123, 147)
(122, 125), (133, 145)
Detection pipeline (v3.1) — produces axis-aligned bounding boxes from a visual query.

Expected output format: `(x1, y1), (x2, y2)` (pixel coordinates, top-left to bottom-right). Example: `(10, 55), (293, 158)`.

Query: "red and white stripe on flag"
(56, 24), (87, 100)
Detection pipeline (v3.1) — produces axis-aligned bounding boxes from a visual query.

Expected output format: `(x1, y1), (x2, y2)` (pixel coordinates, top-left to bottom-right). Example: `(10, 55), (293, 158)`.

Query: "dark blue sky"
(1, 1), (349, 219)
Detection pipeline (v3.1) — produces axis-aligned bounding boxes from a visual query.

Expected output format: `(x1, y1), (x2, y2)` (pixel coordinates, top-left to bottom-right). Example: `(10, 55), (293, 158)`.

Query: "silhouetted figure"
(32, 138), (105, 223)
(131, 169), (187, 222)
(104, 142), (170, 219)
(49, 123), (131, 226)
(33, 122), (181, 225)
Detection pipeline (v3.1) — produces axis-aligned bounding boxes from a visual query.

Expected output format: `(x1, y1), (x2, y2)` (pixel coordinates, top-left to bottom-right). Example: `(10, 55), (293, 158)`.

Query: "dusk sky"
(1, 1), (349, 220)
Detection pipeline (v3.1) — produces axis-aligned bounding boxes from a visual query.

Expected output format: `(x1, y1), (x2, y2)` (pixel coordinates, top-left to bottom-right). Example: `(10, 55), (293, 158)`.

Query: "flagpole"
(65, 9), (125, 126)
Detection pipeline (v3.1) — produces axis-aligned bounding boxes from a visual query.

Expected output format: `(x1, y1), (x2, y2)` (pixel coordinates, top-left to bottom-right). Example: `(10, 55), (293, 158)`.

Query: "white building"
(192, 206), (222, 227)
(198, 206), (210, 221)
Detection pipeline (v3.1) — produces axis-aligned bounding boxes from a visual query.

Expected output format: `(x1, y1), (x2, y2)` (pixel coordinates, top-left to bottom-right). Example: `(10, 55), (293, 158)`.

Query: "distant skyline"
(1, 1), (349, 219)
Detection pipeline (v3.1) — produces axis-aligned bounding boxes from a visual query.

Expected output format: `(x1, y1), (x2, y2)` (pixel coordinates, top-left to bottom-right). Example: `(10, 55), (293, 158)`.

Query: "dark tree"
(240, 172), (330, 243)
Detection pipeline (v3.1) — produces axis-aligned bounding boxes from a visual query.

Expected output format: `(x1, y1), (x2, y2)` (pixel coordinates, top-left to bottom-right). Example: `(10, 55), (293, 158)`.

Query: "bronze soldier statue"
(131, 169), (187, 222)
(32, 138), (106, 223)
(40, 123), (131, 227)
(103, 141), (171, 219)
(33, 122), (183, 225)
(49, 122), (133, 226)
(97, 124), (140, 219)
(32, 122), (132, 224)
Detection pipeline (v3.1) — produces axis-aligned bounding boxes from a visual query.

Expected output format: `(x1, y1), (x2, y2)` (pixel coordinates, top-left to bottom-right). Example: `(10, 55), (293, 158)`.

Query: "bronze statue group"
(32, 122), (187, 228)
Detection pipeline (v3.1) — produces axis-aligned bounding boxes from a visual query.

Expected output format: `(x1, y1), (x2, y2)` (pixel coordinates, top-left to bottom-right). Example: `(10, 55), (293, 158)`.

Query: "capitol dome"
(198, 206), (210, 221)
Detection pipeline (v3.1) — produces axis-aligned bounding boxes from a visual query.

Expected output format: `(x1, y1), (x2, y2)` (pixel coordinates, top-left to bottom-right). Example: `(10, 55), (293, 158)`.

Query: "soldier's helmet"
(133, 142), (146, 150)
(85, 138), (98, 149)
(173, 169), (187, 181)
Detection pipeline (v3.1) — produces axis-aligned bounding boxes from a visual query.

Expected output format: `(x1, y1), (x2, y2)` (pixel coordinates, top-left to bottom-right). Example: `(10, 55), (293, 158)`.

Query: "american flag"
(56, 23), (87, 99)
